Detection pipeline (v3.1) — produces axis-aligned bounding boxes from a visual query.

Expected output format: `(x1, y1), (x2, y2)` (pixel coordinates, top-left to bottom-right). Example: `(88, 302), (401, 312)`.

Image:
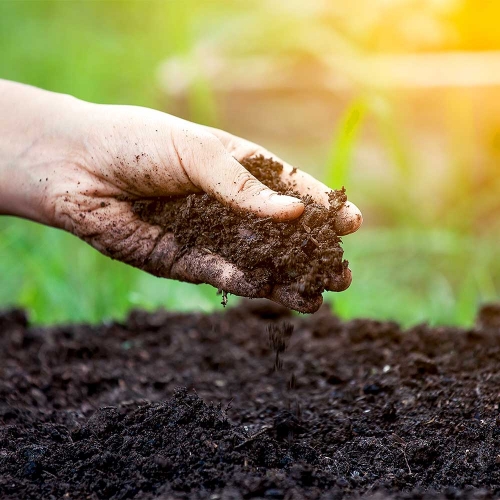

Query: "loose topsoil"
(133, 156), (348, 297)
(1, 301), (500, 500)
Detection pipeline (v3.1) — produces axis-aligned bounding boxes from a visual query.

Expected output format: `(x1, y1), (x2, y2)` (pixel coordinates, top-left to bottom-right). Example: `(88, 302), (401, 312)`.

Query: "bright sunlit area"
(1, 0), (499, 326)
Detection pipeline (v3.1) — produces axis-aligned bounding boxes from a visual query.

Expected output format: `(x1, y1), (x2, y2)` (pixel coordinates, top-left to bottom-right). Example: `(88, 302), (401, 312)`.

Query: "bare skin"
(0, 80), (362, 312)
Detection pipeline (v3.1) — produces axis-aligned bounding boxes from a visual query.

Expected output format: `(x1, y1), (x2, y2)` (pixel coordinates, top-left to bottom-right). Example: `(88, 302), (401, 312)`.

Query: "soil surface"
(133, 156), (348, 298)
(1, 301), (500, 499)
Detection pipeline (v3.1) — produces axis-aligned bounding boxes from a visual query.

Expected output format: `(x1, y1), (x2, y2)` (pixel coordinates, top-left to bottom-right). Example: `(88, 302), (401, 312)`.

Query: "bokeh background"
(1, 0), (499, 326)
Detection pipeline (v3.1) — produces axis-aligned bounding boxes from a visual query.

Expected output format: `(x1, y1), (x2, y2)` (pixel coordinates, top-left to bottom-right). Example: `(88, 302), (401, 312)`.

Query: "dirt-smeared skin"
(133, 156), (349, 301)
(52, 168), (273, 302)
(1, 301), (500, 499)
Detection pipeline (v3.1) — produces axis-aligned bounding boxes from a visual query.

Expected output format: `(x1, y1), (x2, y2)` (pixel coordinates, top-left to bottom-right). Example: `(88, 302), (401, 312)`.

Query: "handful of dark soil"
(133, 156), (348, 298)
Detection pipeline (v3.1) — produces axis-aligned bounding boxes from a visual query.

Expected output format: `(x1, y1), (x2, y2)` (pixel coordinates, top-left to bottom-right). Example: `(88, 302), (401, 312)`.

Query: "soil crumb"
(2, 301), (500, 499)
(133, 156), (348, 298)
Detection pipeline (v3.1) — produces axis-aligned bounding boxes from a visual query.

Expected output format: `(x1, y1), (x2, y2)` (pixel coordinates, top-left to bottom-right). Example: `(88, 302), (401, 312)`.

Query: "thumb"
(183, 135), (304, 220)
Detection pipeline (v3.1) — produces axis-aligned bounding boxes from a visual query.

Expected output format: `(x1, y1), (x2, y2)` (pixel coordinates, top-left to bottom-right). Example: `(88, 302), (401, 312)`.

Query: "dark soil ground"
(133, 156), (348, 298)
(1, 301), (500, 500)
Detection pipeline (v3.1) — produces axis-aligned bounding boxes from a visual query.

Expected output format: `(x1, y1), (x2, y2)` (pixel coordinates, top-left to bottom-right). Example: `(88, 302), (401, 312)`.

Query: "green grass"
(325, 97), (368, 188)
(0, 0), (498, 327)
(330, 228), (499, 327)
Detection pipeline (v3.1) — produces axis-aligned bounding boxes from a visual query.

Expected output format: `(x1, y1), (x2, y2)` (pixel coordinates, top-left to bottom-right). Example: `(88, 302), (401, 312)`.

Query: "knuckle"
(91, 219), (158, 266)
(175, 130), (225, 184)
(144, 232), (179, 278)
(231, 169), (263, 196)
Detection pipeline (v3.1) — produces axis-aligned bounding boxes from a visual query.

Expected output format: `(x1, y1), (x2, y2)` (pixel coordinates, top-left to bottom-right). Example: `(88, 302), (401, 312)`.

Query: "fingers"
(202, 126), (333, 205)
(272, 158), (363, 236)
(176, 131), (303, 221)
(148, 231), (351, 311)
(170, 249), (272, 298)
(333, 201), (363, 236)
(143, 231), (271, 297)
(146, 231), (348, 312)
(268, 265), (352, 313)
(269, 284), (324, 314)
(279, 160), (332, 206)
(324, 266), (352, 292)
(202, 126), (362, 235)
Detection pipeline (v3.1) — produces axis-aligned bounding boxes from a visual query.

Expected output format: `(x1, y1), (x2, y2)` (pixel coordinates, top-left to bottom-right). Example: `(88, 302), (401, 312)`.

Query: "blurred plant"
(0, 0), (498, 327)
(325, 97), (367, 188)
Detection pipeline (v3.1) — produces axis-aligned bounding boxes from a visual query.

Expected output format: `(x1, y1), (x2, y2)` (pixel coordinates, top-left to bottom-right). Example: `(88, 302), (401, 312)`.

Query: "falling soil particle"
(133, 156), (348, 298)
(268, 322), (294, 371)
(1, 301), (500, 499)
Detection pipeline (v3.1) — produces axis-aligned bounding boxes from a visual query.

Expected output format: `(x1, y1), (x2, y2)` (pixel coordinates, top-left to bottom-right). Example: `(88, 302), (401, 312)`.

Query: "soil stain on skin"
(1, 301), (500, 499)
(133, 156), (348, 298)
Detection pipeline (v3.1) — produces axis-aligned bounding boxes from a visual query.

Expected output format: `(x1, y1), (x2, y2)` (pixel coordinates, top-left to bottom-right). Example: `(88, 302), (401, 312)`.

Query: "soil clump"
(133, 156), (348, 298)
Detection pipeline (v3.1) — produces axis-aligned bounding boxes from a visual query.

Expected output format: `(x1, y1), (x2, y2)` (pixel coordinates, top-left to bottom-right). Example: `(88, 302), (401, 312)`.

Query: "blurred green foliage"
(0, 0), (498, 327)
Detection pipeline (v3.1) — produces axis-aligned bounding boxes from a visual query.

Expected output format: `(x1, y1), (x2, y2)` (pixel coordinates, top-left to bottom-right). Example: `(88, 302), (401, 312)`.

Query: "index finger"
(202, 126), (362, 236)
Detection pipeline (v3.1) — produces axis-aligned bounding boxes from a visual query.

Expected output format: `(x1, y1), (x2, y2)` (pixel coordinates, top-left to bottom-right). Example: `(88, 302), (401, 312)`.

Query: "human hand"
(0, 81), (362, 312)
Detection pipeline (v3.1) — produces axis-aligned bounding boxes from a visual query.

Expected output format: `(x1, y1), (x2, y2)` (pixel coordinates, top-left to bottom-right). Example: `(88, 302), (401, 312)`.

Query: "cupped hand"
(13, 93), (362, 312)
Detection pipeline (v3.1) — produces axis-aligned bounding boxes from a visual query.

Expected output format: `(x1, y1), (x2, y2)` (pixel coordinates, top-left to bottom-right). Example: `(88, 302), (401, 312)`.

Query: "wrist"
(0, 81), (90, 225)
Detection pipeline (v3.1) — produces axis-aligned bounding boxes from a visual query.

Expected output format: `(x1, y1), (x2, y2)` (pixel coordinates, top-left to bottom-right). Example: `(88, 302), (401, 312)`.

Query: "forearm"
(0, 80), (85, 224)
